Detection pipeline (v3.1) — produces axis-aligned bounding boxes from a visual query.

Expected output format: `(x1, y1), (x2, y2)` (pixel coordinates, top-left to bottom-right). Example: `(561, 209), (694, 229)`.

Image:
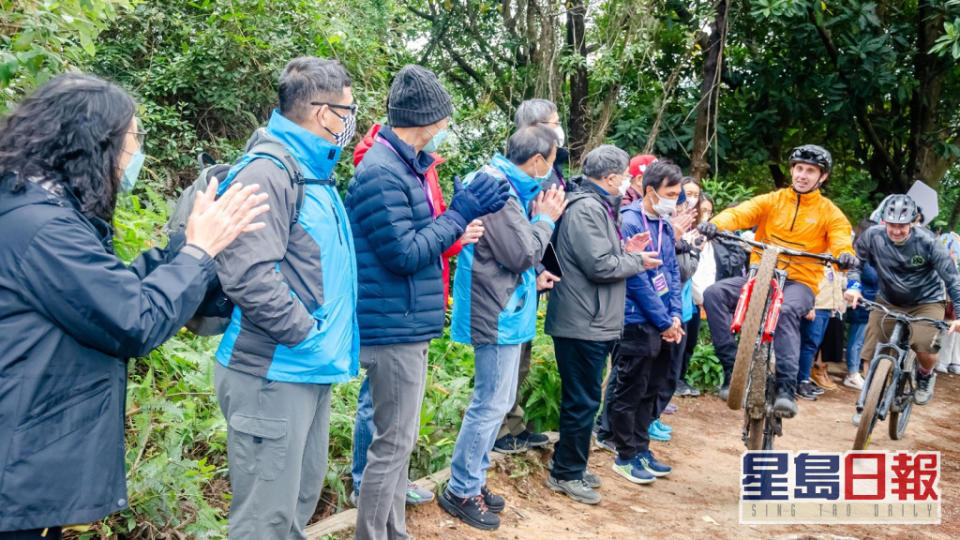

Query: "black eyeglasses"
(311, 102), (358, 116)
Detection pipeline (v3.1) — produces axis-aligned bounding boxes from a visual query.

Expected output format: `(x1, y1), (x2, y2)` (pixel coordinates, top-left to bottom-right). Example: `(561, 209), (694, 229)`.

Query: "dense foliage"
(3, 0), (959, 537)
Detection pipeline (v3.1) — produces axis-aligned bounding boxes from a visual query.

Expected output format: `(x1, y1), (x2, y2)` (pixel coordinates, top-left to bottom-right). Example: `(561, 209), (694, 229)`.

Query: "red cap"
(628, 154), (658, 178)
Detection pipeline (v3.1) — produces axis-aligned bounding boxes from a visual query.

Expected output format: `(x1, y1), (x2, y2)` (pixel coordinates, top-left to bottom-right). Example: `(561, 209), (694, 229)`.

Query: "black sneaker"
(481, 484), (505, 513)
(438, 488), (500, 530)
(774, 389), (798, 418)
(675, 380), (701, 397)
(493, 433), (530, 454)
(518, 429), (550, 448)
(795, 380), (819, 401)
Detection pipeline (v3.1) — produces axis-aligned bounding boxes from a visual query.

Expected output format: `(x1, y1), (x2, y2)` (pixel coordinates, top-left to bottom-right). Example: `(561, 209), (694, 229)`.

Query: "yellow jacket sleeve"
(710, 192), (774, 232)
(826, 205), (855, 258)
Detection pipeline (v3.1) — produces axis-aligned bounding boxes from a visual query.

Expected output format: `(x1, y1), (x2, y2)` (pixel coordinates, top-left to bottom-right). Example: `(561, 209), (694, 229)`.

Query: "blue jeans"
(448, 344), (521, 497)
(846, 321), (867, 374)
(351, 377), (374, 489)
(798, 310), (832, 382)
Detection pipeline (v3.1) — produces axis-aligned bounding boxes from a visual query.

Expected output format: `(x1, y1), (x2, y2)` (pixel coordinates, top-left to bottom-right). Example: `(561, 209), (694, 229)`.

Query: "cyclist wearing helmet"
(698, 144), (856, 417)
(845, 194), (960, 411)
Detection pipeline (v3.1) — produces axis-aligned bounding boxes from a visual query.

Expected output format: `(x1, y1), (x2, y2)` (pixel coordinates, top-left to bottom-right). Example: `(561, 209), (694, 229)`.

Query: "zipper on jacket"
(789, 191), (801, 231)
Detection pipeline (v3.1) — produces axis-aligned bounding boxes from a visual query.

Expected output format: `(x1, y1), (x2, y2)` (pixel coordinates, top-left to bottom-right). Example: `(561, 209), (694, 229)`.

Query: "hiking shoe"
(773, 389), (798, 418)
(795, 380), (819, 401)
(915, 371), (936, 405)
(546, 475), (602, 504)
(718, 383), (730, 401)
(675, 380), (701, 397)
(612, 457), (656, 485)
(406, 482), (434, 506)
(636, 450), (672, 477)
(595, 437), (617, 453)
(349, 489), (358, 507)
(438, 488), (500, 530)
(809, 383), (825, 395)
(518, 429), (550, 448)
(493, 433), (530, 454)
(546, 458), (600, 488)
(851, 411), (861, 427)
(663, 403), (678, 414)
(583, 470), (602, 489)
(480, 484), (505, 513)
(648, 422), (671, 441)
(652, 419), (672, 433)
(843, 372), (865, 390)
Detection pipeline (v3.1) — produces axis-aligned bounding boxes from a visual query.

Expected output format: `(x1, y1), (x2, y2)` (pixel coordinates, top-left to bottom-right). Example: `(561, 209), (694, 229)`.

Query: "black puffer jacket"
(0, 178), (215, 531)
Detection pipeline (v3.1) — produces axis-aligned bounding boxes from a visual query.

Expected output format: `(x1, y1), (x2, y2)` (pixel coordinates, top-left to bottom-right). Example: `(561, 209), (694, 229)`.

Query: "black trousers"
(0, 528), (62, 540)
(551, 336), (615, 481)
(608, 324), (673, 460)
(654, 328), (686, 417)
(680, 314), (701, 380)
(703, 276), (815, 392)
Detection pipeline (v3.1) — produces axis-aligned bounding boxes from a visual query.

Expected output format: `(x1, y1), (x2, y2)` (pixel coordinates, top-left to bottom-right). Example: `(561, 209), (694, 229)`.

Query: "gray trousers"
(355, 342), (429, 540)
(215, 362), (332, 540)
(497, 340), (532, 439)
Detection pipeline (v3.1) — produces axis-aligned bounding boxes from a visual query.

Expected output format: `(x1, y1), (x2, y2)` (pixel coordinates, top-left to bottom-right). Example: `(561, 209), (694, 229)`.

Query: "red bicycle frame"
(730, 267), (786, 344)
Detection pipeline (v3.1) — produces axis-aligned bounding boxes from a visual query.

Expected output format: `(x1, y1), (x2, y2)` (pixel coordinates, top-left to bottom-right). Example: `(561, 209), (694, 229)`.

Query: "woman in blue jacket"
(0, 74), (267, 539)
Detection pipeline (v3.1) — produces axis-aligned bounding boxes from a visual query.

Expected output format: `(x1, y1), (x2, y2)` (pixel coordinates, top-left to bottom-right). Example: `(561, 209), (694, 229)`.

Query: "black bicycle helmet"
(788, 144), (832, 173)
(881, 194), (919, 224)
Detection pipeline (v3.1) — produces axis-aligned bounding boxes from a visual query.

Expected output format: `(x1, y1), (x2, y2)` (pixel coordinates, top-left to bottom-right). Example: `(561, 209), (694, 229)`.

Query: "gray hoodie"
(544, 180), (648, 341)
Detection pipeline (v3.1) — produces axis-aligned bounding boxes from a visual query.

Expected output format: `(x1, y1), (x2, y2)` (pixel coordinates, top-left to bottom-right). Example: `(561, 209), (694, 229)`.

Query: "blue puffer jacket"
(622, 200), (682, 331)
(846, 260), (878, 324)
(215, 111), (358, 384)
(346, 126), (464, 345)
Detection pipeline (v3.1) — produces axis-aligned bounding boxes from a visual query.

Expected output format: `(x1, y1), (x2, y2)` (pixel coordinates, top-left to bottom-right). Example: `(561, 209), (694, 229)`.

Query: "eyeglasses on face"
(311, 101), (358, 116)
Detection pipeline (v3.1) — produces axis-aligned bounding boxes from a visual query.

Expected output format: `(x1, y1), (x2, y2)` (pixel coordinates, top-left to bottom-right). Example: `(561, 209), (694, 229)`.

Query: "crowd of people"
(2, 56), (960, 540)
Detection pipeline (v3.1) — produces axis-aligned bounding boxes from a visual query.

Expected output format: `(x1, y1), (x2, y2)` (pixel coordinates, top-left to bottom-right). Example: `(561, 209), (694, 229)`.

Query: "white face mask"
(687, 196), (699, 207)
(554, 126), (565, 147)
(618, 175), (631, 196)
(652, 190), (678, 217)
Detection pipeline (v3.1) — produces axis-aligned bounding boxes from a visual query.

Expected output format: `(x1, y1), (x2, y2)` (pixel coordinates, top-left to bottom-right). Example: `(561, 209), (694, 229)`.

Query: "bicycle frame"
(731, 265), (788, 343)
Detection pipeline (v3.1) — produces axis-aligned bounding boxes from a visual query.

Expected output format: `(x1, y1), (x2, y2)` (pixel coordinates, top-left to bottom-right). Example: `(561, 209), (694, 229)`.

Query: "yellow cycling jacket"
(711, 187), (854, 294)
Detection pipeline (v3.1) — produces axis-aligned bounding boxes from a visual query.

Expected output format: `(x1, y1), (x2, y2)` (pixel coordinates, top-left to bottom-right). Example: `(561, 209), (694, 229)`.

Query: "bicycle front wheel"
(889, 352), (917, 441)
(728, 249), (778, 410)
(854, 357), (893, 450)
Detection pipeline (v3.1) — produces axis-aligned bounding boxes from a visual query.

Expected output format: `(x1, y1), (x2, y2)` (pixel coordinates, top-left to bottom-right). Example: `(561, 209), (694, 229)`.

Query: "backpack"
(164, 136), (310, 336)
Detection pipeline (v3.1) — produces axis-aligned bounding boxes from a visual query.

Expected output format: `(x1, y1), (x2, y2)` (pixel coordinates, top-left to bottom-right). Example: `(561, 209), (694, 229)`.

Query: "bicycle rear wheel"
(889, 352), (916, 441)
(854, 357), (893, 450)
(728, 249), (778, 410)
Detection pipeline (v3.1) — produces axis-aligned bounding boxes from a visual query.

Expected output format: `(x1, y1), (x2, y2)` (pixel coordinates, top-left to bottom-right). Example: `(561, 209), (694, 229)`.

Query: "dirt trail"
(404, 365), (960, 539)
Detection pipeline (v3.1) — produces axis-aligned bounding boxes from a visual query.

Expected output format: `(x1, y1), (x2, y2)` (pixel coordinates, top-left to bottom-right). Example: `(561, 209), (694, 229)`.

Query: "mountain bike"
(716, 232), (843, 450)
(852, 298), (948, 450)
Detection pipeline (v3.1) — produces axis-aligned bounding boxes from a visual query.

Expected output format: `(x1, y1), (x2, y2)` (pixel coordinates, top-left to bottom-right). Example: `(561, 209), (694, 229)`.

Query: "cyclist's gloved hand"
(836, 252), (859, 271)
(697, 221), (718, 240)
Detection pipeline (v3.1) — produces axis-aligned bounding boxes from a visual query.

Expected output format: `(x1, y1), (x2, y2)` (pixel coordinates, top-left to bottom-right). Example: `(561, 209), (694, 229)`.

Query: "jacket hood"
(0, 176), (73, 218)
(488, 154), (542, 209)
(576, 177), (623, 208)
(261, 109), (341, 180)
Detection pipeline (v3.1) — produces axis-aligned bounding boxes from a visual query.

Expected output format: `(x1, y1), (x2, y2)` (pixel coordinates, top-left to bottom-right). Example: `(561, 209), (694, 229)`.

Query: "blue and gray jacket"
(622, 200), (682, 331)
(215, 110), (359, 384)
(451, 155), (555, 345)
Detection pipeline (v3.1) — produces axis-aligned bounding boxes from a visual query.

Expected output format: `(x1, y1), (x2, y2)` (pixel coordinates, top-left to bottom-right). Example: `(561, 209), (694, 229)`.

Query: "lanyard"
(600, 198), (623, 240)
(639, 209), (664, 268)
(376, 135), (437, 218)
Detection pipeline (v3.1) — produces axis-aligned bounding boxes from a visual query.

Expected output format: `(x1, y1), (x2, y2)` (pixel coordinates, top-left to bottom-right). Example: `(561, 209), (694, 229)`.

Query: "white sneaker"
(843, 373), (865, 390)
(935, 361), (949, 373)
(851, 411), (861, 426)
(950, 363), (960, 375)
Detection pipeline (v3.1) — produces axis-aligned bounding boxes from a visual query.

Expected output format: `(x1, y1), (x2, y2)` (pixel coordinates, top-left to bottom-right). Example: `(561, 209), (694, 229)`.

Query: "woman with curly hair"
(0, 73), (268, 539)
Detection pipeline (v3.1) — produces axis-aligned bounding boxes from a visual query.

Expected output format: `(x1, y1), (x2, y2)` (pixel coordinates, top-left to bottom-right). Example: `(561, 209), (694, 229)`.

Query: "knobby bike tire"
(889, 351), (917, 441)
(747, 417), (764, 450)
(745, 344), (771, 450)
(728, 249), (778, 410)
(854, 357), (893, 450)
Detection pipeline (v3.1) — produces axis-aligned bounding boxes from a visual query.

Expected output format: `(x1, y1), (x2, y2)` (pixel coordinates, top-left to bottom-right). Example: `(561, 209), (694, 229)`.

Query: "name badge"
(652, 272), (669, 296)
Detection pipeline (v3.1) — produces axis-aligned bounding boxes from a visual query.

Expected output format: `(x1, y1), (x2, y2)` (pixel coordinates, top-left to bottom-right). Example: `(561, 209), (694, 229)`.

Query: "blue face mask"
(422, 128), (448, 153)
(536, 156), (553, 183)
(120, 149), (145, 191)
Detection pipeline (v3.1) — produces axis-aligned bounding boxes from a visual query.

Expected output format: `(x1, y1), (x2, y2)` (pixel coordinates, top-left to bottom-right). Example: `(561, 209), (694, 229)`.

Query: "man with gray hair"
(544, 144), (659, 505)
(492, 99), (568, 455)
(214, 56), (358, 538)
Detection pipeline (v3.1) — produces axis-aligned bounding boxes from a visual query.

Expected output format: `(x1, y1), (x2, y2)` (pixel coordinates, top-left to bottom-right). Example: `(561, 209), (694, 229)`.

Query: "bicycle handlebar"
(714, 231), (844, 265)
(857, 298), (950, 330)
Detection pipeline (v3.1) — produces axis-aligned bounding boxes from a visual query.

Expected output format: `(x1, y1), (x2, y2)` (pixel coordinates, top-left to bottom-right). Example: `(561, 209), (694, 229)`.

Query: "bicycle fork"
(855, 324), (908, 419)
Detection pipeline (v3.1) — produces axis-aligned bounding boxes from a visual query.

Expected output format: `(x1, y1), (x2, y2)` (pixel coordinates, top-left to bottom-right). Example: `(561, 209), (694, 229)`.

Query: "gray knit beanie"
(387, 65), (453, 127)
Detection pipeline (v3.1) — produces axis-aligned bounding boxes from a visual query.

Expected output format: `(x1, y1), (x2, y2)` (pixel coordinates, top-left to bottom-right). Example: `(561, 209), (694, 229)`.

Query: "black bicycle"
(716, 232), (843, 450)
(852, 298), (949, 450)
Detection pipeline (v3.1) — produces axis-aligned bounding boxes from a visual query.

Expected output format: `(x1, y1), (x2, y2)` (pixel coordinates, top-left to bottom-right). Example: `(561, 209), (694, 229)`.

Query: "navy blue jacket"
(346, 126), (464, 345)
(847, 260), (879, 324)
(0, 179), (215, 531)
(622, 201), (683, 331)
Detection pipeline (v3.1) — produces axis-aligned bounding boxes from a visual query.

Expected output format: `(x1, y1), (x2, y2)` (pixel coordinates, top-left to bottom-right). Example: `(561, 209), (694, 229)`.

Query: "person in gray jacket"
(441, 126), (567, 529)
(544, 145), (659, 505)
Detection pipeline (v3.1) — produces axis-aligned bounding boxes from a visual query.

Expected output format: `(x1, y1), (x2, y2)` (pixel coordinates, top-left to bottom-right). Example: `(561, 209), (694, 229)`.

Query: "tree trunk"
(690, 0), (727, 180)
(566, 0), (588, 167)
